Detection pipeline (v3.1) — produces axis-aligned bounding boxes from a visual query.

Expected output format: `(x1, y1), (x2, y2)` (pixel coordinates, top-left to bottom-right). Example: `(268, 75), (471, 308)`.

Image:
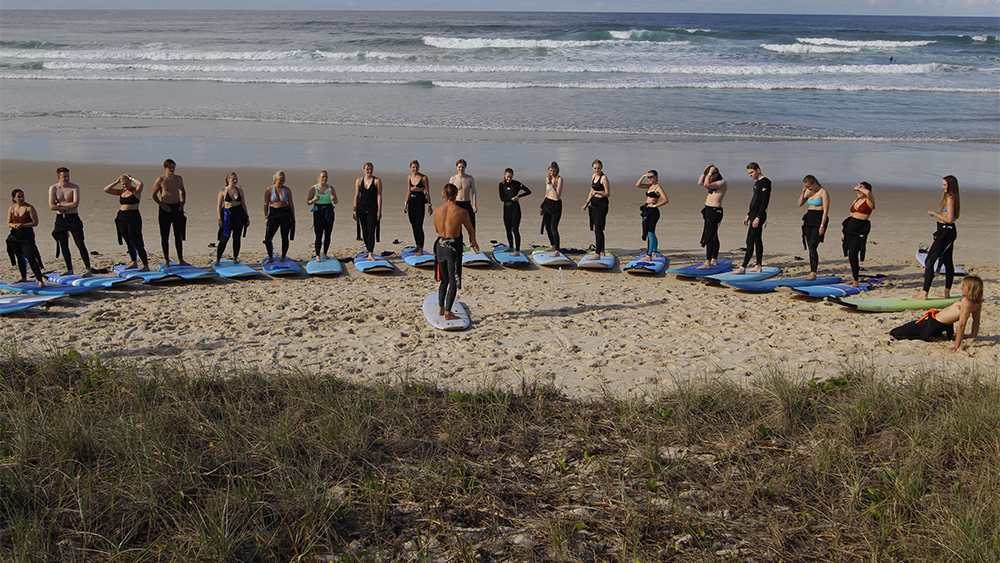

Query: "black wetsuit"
(264, 186), (294, 259)
(407, 178), (428, 249)
(700, 206), (724, 261)
(217, 190), (249, 262)
(52, 212), (91, 273)
(540, 197), (562, 250)
(158, 202), (186, 262)
(6, 213), (44, 282)
(801, 209), (827, 273)
(356, 178), (379, 254)
(922, 222), (957, 292)
(742, 176), (771, 268)
(434, 236), (463, 312)
(588, 174), (609, 253)
(115, 193), (148, 267)
(311, 187), (335, 257)
(640, 191), (661, 256)
(499, 179), (531, 251)
(842, 216), (871, 282)
(890, 310), (954, 342)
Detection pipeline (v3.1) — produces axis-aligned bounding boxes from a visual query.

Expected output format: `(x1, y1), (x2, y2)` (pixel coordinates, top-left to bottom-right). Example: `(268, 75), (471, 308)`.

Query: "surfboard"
(531, 246), (573, 268)
(0, 294), (63, 315)
(667, 259), (733, 277)
(113, 265), (178, 284)
(623, 253), (668, 275)
(722, 275), (842, 293)
(211, 260), (258, 279)
(305, 256), (343, 276)
(0, 279), (94, 296)
(401, 247), (435, 268)
(44, 273), (131, 289)
(577, 251), (616, 270)
(462, 246), (492, 268)
(915, 250), (967, 276)
(829, 295), (959, 312)
(705, 266), (781, 283)
(791, 283), (870, 298)
(422, 293), (471, 331)
(158, 262), (216, 281)
(491, 244), (530, 268)
(261, 257), (302, 276)
(353, 252), (395, 274)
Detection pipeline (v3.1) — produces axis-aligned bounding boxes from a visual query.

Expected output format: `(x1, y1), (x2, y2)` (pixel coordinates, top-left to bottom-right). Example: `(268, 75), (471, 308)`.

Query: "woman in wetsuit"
(582, 159), (611, 257)
(215, 172), (250, 266)
(263, 170), (295, 264)
(635, 170), (668, 260)
(402, 160), (431, 253)
(540, 161), (563, 256)
(840, 182), (875, 288)
(797, 174), (830, 281)
(353, 162), (383, 261)
(104, 174), (149, 272)
(915, 175), (961, 300)
(6, 189), (45, 286)
(498, 167), (531, 253)
(307, 170), (338, 262)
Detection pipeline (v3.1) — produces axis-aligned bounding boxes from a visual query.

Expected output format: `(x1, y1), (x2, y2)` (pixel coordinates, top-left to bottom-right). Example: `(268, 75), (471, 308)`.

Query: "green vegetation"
(1, 350), (998, 561)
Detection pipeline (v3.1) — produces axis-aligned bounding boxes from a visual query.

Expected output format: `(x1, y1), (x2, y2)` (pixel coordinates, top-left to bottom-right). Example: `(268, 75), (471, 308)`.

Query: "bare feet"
(803, 272), (817, 281)
(62, 270), (73, 276)
(263, 256), (274, 265)
(912, 291), (929, 300)
(437, 307), (458, 320)
(749, 265), (762, 273)
(732, 266), (746, 275)
(179, 259), (189, 266)
(850, 280), (859, 288)
(695, 260), (712, 270)
(16, 278), (28, 283)
(81, 270), (92, 278)
(933, 291), (951, 299)
(138, 266), (150, 273)
(212, 260), (220, 267)
(315, 256), (322, 263)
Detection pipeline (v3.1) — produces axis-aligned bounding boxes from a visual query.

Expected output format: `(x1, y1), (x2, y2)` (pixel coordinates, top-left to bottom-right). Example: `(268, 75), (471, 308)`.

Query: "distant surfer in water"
(696, 164), (727, 269)
(733, 162), (771, 275)
(434, 183), (479, 320)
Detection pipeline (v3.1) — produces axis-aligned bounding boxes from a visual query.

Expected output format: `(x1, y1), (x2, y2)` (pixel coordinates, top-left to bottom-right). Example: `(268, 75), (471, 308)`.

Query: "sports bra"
(646, 190), (659, 200)
(807, 193), (823, 206)
(224, 189), (241, 203)
(313, 185), (332, 205)
(119, 192), (140, 205)
(409, 177), (425, 191)
(850, 197), (872, 215)
(269, 186), (288, 203)
(592, 174), (606, 192)
(10, 210), (31, 224)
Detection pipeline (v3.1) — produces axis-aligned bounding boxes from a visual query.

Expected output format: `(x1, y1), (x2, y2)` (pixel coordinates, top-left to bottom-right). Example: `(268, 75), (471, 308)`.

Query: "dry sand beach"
(2, 158), (998, 395)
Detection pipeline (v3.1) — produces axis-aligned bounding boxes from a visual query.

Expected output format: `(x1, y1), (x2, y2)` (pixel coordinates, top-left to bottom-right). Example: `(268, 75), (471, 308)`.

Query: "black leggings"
(541, 199), (562, 250)
(922, 223), (957, 292)
(802, 209), (825, 273)
(456, 200), (476, 231)
(158, 204), (186, 261)
(7, 229), (44, 282)
(264, 207), (293, 259)
(503, 201), (522, 251)
(701, 206), (723, 261)
(589, 199), (608, 253)
(435, 238), (462, 312)
(407, 201), (425, 249)
(358, 210), (379, 254)
(52, 214), (90, 272)
(843, 217), (871, 282)
(313, 204), (334, 256)
(115, 209), (148, 267)
(742, 220), (765, 268)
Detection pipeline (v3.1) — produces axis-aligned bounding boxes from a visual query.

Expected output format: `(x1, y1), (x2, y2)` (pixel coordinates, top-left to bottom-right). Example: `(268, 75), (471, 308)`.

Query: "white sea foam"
(762, 44), (861, 54)
(797, 37), (935, 48)
(0, 48), (309, 62)
(424, 36), (616, 49)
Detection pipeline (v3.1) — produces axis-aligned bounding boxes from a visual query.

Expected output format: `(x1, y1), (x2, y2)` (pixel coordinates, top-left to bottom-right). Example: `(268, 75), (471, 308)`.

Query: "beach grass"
(1, 349), (998, 562)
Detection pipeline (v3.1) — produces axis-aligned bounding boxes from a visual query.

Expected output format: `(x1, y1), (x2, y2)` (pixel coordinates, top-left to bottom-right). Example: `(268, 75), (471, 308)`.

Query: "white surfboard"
(916, 250), (967, 276)
(577, 251), (615, 270)
(422, 293), (471, 331)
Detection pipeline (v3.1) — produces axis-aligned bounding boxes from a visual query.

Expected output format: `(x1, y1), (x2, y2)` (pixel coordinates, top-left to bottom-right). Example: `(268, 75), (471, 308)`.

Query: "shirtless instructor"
(434, 183), (479, 320)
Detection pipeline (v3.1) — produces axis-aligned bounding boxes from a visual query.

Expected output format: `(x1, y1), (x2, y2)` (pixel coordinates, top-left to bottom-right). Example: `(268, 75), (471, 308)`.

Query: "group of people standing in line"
(6, 159), (967, 305)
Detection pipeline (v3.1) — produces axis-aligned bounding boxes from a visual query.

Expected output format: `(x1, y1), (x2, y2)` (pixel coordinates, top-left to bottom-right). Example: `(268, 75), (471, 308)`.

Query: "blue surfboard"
(158, 262), (216, 281)
(353, 252), (395, 274)
(0, 294), (63, 315)
(0, 279), (94, 296)
(401, 247), (435, 268)
(113, 265), (179, 284)
(705, 266), (781, 283)
(791, 283), (870, 298)
(305, 257), (343, 276)
(623, 253), (668, 275)
(44, 273), (131, 289)
(491, 244), (530, 268)
(211, 260), (258, 279)
(261, 257), (302, 276)
(722, 275), (842, 293)
(667, 259), (733, 277)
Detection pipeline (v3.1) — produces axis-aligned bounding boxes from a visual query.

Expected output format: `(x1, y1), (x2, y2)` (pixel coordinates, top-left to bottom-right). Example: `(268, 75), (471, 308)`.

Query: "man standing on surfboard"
(152, 159), (188, 266)
(449, 159), (478, 230)
(434, 183), (479, 320)
(48, 166), (93, 277)
(696, 164), (727, 269)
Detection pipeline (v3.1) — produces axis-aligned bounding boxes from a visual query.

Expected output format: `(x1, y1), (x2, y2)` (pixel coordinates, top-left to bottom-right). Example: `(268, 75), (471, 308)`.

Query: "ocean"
(1, 10), (998, 186)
